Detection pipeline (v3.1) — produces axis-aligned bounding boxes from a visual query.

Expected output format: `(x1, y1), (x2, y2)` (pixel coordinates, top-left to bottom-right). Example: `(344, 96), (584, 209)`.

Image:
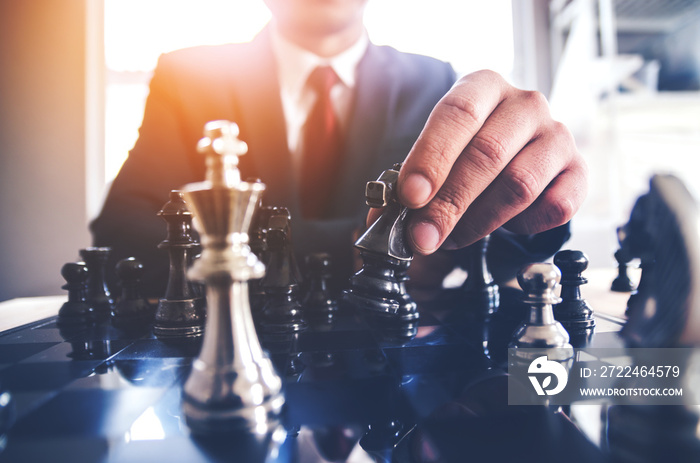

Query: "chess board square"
(0, 342), (62, 364)
(0, 361), (105, 392)
(10, 387), (168, 438)
(113, 338), (201, 360)
(285, 375), (395, 426)
(298, 348), (392, 381)
(382, 343), (485, 376)
(297, 329), (375, 353)
(19, 340), (131, 364)
(1, 436), (109, 463)
(66, 358), (190, 390)
(0, 327), (66, 345)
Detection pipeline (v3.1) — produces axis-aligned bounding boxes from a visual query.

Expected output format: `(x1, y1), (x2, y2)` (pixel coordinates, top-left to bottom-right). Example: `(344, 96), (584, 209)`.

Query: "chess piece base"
(154, 298), (206, 339)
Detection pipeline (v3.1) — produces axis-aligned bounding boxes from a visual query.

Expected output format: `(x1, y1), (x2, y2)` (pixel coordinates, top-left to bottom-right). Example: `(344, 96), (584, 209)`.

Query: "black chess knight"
(343, 163), (418, 336)
(607, 174), (700, 462)
(617, 174), (700, 347)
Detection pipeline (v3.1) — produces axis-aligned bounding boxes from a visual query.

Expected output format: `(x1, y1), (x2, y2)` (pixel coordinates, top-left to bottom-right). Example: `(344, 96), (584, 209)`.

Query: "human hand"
(396, 70), (588, 255)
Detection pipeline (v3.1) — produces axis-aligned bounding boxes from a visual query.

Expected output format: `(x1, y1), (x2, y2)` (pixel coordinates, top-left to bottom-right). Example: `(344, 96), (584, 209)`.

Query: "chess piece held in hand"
(180, 120), (284, 436)
(343, 163), (418, 338)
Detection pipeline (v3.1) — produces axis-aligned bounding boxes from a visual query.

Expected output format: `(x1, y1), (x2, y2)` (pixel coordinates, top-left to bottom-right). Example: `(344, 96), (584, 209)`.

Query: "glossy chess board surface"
(0, 287), (618, 463)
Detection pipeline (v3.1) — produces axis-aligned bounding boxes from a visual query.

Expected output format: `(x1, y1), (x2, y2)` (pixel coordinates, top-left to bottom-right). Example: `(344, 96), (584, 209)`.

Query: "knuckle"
(545, 197), (575, 227)
(470, 69), (503, 85)
(500, 168), (541, 207)
(469, 131), (510, 166)
(440, 92), (481, 129)
(520, 89), (550, 112)
(549, 120), (574, 144)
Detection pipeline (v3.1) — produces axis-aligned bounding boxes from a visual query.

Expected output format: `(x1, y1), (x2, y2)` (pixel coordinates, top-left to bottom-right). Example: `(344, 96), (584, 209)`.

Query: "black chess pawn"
(79, 247), (114, 322)
(260, 226), (307, 334)
(303, 253), (338, 328)
(621, 256), (655, 345)
(553, 250), (595, 347)
(611, 248), (636, 293)
(153, 190), (206, 340)
(59, 320), (114, 363)
(111, 257), (155, 331)
(460, 235), (499, 313)
(57, 261), (96, 327)
(342, 164), (418, 338)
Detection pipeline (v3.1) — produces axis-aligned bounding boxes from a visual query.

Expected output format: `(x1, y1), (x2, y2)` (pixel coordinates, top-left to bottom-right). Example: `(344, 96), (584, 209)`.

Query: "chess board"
(0, 287), (619, 463)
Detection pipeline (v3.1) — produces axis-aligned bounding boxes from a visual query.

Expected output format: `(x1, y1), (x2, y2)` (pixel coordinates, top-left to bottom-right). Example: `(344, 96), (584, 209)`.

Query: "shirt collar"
(270, 26), (369, 98)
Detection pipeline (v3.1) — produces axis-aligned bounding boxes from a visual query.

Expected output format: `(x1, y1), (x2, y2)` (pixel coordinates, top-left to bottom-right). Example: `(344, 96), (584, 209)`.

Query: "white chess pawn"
(509, 263), (573, 364)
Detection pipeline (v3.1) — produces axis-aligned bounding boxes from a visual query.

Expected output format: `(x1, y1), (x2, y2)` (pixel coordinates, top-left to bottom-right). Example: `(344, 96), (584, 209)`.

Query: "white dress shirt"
(269, 28), (369, 171)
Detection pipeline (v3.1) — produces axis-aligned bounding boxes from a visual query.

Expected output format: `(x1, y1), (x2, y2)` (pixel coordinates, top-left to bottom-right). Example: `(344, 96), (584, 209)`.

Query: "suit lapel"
(234, 29), (296, 211)
(331, 44), (398, 218)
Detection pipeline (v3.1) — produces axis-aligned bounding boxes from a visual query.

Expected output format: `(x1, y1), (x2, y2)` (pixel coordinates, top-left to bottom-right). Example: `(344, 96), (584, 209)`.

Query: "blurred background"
(0, 0), (698, 301)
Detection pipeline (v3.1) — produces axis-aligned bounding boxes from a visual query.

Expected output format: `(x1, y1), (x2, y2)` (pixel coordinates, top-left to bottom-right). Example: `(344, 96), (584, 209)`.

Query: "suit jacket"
(91, 29), (569, 296)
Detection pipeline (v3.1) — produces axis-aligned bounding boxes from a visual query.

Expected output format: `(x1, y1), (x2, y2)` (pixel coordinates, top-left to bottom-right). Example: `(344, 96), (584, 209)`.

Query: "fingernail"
(410, 221), (441, 253)
(401, 174), (432, 206)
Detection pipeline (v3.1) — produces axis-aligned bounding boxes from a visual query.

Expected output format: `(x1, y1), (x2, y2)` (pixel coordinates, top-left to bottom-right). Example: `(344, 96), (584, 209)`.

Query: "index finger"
(397, 70), (510, 208)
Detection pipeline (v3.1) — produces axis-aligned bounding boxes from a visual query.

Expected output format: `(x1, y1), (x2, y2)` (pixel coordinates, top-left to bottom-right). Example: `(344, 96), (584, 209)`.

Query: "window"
(97, 0), (514, 195)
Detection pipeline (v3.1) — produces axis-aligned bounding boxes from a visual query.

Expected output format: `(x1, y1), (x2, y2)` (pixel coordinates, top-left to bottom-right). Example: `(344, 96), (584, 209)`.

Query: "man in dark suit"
(91, 0), (586, 296)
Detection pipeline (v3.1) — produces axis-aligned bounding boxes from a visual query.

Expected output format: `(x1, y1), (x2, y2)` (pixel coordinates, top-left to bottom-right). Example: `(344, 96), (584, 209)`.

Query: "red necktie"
(300, 66), (343, 219)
